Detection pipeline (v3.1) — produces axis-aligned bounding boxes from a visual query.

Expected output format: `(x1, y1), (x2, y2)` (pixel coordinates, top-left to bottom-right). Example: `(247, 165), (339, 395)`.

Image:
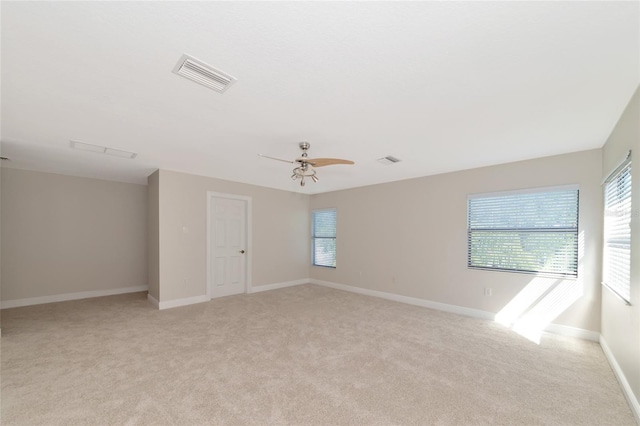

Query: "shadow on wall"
(495, 231), (585, 344)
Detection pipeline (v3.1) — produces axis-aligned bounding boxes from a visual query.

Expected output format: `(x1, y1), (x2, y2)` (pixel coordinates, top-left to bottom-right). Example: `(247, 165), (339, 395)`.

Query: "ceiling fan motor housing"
(299, 142), (310, 157)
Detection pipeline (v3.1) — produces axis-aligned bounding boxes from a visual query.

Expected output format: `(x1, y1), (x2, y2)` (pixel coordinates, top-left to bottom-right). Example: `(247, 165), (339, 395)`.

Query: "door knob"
(239, 250), (245, 254)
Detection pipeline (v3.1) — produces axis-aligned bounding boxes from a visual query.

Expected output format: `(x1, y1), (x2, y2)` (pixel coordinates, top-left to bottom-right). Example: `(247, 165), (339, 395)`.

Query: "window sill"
(468, 266), (578, 280)
(312, 264), (336, 269)
(601, 282), (632, 306)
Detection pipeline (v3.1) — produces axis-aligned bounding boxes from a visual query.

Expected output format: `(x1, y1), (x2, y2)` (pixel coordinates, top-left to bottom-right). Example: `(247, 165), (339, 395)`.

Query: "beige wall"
(147, 170), (160, 301)
(1, 168), (147, 301)
(0, 153), (3, 326)
(311, 149), (603, 332)
(157, 170), (310, 302)
(601, 87), (640, 407)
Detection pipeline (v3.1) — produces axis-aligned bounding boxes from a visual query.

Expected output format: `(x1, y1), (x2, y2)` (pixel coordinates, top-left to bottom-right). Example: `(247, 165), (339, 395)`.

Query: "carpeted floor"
(0, 284), (635, 425)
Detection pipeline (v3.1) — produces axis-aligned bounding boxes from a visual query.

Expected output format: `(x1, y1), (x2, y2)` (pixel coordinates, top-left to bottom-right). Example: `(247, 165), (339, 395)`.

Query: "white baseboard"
(310, 279), (495, 321)
(1, 285), (149, 309)
(600, 336), (640, 423)
(310, 279), (598, 342)
(147, 293), (159, 308)
(151, 279), (309, 310)
(544, 323), (600, 342)
(249, 279), (309, 294)
(158, 294), (210, 310)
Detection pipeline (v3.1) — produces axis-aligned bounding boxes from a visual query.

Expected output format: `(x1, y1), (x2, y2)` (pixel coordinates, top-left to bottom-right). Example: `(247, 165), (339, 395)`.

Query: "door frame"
(206, 191), (253, 299)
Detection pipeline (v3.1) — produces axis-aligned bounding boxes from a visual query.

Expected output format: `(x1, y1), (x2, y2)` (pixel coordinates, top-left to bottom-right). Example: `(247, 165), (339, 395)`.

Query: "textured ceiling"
(1, 1), (638, 193)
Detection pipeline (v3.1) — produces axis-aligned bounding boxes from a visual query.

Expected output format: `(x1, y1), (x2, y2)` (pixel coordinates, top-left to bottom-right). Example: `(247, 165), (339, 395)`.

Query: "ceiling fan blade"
(257, 154), (295, 164)
(307, 158), (355, 167)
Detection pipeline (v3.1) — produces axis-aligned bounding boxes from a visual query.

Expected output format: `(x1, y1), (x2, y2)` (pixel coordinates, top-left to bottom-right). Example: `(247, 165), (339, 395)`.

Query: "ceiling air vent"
(377, 156), (401, 165)
(172, 54), (236, 93)
(70, 141), (137, 159)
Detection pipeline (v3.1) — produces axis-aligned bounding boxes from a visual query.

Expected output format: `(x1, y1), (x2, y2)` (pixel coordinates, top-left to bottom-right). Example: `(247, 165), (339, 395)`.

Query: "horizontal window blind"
(312, 209), (336, 268)
(603, 161), (632, 303)
(468, 188), (579, 277)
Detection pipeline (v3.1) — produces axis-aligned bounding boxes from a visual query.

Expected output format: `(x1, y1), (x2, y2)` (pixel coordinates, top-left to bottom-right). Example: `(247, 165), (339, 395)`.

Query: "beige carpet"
(0, 284), (635, 425)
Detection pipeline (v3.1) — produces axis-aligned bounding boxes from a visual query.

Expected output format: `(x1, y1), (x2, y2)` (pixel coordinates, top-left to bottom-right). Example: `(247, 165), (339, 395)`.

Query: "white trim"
(602, 281), (632, 306)
(600, 336), (640, 423)
(147, 293), (159, 308)
(158, 294), (209, 310)
(206, 191), (253, 298)
(310, 279), (495, 320)
(249, 279), (309, 294)
(544, 323), (600, 342)
(310, 279), (599, 341)
(602, 149), (632, 184)
(157, 280), (305, 307)
(467, 183), (580, 200)
(0, 285), (148, 309)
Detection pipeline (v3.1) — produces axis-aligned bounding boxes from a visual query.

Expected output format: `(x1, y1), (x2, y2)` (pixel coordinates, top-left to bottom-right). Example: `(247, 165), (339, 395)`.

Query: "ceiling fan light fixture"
(291, 165), (318, 187)
(292, 166), (316, 177)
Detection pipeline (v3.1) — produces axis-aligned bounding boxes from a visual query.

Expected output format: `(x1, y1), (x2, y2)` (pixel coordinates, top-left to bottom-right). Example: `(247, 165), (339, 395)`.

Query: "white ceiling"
(1, 1), (638, 194)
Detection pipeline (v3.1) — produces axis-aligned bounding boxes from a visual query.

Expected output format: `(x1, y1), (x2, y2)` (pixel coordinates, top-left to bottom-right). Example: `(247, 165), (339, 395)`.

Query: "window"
(603, 157), (632, 303)
(468, 187), (579, 277)
(312, 209), (336, 267)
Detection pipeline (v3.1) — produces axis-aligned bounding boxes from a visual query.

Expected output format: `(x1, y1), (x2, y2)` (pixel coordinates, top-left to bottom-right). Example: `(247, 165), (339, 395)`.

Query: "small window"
(603, 159), (632, 303)
(468, 187), (579, 277)
(312, 209), (336, 268)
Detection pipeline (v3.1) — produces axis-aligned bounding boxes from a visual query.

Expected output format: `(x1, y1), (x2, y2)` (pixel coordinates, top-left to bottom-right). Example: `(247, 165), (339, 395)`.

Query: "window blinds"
(312, 209), (336, 267)
(468, 188), (579, 277)
(603, 160), (632, 303)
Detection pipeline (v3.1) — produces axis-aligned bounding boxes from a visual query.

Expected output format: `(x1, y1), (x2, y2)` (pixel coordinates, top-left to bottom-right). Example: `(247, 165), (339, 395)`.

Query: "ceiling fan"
(258, 142), (354, 186)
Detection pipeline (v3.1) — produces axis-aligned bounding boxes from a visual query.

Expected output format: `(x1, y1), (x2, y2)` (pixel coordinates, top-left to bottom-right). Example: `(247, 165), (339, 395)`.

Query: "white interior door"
(210, 196), (247, 298)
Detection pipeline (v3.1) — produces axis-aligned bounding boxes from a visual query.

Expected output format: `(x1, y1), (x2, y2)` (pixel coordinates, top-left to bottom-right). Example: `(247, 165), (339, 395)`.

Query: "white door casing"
(207, 192), (252, 298)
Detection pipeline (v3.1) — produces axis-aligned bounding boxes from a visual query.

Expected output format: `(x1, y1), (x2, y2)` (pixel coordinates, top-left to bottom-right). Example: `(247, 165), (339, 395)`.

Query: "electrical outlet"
(484, 288), (492, 296)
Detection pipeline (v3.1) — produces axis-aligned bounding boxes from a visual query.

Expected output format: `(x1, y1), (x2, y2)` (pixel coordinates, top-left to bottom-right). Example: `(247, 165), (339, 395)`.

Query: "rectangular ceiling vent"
(70, 141), (137, 159)
(377, 156), (401, 165)
(172, 54), (236, 93)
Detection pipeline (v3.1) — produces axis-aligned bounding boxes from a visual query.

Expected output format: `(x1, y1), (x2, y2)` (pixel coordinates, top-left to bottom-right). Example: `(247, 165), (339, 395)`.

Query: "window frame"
(312, 208), (337, 268)
(467, 185), (580, 278)
(602, 156), (632, 305)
